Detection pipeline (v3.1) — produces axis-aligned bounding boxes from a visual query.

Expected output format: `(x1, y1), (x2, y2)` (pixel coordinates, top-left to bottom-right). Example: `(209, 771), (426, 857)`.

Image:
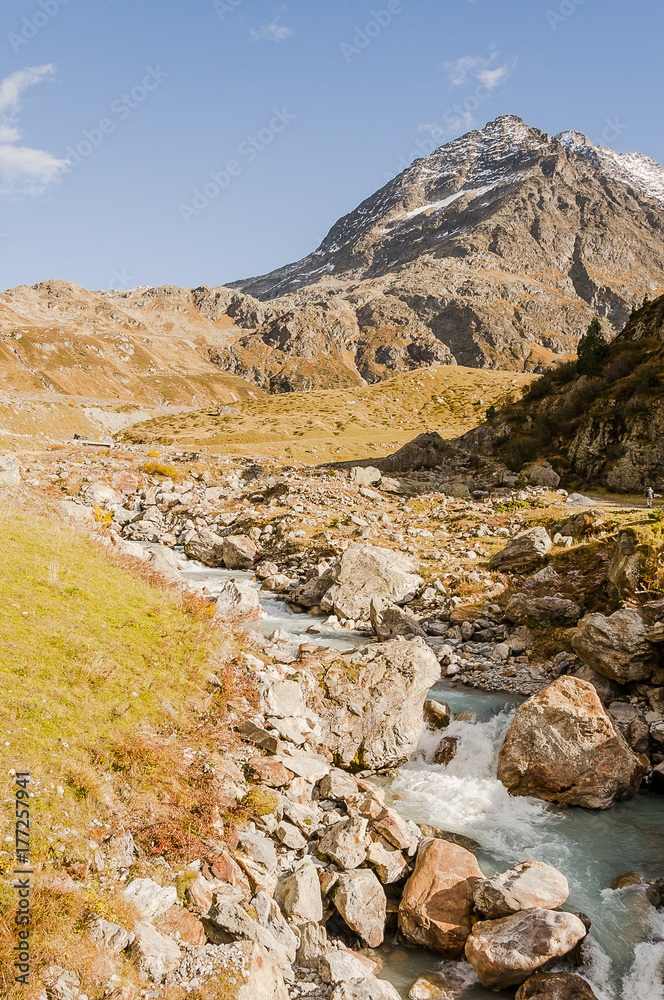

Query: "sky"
(0, 0), (662, 292)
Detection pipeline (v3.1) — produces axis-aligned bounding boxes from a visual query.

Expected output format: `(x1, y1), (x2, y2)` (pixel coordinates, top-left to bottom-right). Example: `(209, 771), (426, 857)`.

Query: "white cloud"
(0, 64), (68, 196)
(445, 48), (515, 92)
(250, 22), (294, 42)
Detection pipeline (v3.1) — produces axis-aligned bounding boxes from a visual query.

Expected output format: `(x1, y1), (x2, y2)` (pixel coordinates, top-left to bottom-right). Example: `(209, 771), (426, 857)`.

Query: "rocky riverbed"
(4, 445), (664, 999)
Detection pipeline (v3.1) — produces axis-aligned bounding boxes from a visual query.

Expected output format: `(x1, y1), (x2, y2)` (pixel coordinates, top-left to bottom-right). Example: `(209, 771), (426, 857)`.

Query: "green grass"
(0, 504), (247, 998)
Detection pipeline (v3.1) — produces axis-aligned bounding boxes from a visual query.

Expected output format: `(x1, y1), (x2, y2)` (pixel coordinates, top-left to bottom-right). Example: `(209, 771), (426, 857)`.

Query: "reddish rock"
(245, 757), (293, 788)
(156, 903), (207, 946)
(398, 838), (483, 956)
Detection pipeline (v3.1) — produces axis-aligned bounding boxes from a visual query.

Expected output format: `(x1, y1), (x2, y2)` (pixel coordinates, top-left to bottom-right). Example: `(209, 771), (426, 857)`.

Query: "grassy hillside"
(0, 506), (250, 999)
(122, 365), (531, 463)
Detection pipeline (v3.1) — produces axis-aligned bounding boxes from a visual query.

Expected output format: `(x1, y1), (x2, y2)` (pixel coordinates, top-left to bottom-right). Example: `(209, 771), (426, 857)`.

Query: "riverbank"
(2, 446), (664, 999)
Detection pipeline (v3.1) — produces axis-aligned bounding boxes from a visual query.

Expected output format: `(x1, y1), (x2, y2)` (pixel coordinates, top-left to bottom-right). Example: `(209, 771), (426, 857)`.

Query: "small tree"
(576, 317), (609, 375)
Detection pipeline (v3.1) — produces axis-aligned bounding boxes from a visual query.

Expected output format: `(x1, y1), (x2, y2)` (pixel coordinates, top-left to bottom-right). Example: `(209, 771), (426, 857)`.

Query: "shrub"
(141, 460), (179, 479)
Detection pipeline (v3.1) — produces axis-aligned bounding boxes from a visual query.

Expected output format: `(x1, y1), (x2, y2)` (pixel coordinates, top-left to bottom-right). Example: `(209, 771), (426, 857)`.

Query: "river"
(177, 555), (664, 1000)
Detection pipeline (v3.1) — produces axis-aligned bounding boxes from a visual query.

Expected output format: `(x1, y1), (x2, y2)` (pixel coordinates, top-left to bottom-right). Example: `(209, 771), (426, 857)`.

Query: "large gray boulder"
(489, 527), (552, 574)
(497, 677), (644, 809)
(526, 463), (560, 488)
(370, 597), (426, 641)
(320, 544), (424, 621)
(311, 639), (440, 771)
(331, 870), (387, 947)
(223, 534), (258, 570)
(184, 527), (226, 567)
(214, 579), (262, 620)
(504, 594), (581, 627)
(572, 608), (660, 683)
(473, 861), (569, 919)
(465, 909), (587, 990)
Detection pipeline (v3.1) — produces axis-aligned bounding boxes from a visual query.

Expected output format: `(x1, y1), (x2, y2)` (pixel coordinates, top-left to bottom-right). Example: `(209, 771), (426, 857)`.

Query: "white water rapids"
(176, 554), (664, 1000)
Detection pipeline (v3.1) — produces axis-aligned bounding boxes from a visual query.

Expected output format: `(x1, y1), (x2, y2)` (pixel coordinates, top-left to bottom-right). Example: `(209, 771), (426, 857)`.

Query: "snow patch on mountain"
(557, 129), (664, 205)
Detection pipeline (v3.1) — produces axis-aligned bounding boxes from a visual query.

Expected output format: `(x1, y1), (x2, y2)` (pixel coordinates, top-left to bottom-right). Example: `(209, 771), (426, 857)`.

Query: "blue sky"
(0, 0), (662, 292)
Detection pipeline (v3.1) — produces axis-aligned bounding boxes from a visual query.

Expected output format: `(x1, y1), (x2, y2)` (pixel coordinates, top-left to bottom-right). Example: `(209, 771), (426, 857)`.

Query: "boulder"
(408, 977), (454, 999)
(89, 918), (133, 952)
(184, 527), (226, 566)
(465, 909), (587, 990)
(330, 978), (401, 1000)
(505, 594), (581, 627)
(607, 530), (645, 599)
(526, 463), (560, 488)
(129, 921), (181, 982)
(296, 922), (328, 970)
(515, 972), (598, 999)
(350, 466), (382, 486)
(473, 861), (569, 918)
(366, 838), (409, 884)
(497, 677), (644, 808)
(274, 864), (323, 925)
(331, 869), (387, 947)
(85, 481), (121, 505)
(214, 579), (261, 620)
(223, 534), (258, 570)
(156, 904), (206, 946)
(398, 838), (483, 956)
(489, 527), (552, 574)
(317, 817), (369, 869)
(236, 942), (288, 1000)
(252, 890), (298, 963)
(257, 677), (306, 719)
(319, 949), (379, 984)
(0, 455), (20, 486)
(312, 639), (440, 772)
(122, 878), (177, 920)
(321, 544), (424, 621)
(370, 597), (427, 641)
(572, 608), (660, 683)
(565, 494), (595, 506)
(318, 768), (360, 802)
(423, 700), (451, 729)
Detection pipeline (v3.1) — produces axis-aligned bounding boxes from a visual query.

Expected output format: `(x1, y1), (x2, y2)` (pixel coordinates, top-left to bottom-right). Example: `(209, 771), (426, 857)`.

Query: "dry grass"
(123, 365), (532, 462)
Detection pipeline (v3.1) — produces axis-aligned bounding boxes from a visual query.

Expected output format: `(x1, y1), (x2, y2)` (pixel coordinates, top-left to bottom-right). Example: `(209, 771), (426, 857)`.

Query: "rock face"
(473, 861), (569, 919)
(465, 909), (587, 990)
(229, 117), (664, 381)
(572, 608), (660, 683)
(489, 527), (552, 574)
(504, 595), (581, 627)
(607, 530), (646, 600)
(313, 639), (440, 771)
(515, 972), (598, 999)
(398, 838), (483, 956)
(321, 545), (424, 621)
(497, 677), (644, 808)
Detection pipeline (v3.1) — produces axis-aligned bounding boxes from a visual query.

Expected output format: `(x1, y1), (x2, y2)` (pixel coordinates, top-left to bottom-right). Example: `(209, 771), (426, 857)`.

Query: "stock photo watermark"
(594, 116), (628, 146)
(8, 0), (74, 53)
(179, 107), (296, 224)
(64, 66), (168, 170)
(340, 1), (404, 63)
(213, 0), (244, 22)
(545, 0), (587, 30)
(109, 267), (135, 290)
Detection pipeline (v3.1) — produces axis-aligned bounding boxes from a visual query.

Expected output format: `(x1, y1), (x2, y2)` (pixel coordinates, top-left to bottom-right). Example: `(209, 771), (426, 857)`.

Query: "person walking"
(646, 486), (655, 508)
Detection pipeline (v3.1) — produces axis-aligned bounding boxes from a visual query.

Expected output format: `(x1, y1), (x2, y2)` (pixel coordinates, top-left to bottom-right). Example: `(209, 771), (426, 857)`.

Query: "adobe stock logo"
(178, 107), (295, 224)
(340, 2), (404, 63)
(8, 0), (74, 54)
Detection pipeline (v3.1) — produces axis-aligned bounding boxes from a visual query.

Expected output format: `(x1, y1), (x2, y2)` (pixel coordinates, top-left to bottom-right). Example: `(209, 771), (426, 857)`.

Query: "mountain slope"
(462, 295), (664, 492)
(226, 116), (664, 375)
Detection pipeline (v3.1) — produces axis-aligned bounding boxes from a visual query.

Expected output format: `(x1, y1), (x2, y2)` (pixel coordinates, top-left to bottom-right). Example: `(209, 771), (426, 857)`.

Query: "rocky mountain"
(227, 116), (664, 377)
(461, 294), (664, 492)
(4, 117), (664, 400)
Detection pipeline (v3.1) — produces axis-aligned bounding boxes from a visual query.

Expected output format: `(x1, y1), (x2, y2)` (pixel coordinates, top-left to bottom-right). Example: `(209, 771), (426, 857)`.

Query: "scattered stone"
(274, 864), (323, 925)
(122, 878), (177, 920)
(423, 700), (451, 729)
(317, 817), (369, 869)
(370, 597), (427, 641)
(129, 921), (181, 982)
